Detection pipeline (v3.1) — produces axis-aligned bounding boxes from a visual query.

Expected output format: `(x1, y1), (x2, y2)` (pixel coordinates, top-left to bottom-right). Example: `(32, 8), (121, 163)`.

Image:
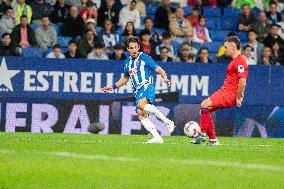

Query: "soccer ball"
(184, 121), (201, 137)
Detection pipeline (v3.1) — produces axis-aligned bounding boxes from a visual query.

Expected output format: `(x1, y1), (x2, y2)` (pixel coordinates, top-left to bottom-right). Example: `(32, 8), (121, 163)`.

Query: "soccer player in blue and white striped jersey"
(102, 37), (175, 143)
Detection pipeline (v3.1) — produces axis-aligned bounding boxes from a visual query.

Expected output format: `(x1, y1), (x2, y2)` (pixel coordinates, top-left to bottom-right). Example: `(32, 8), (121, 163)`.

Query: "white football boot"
(145, 137), (164, 144)
(166, 120), (176, 134)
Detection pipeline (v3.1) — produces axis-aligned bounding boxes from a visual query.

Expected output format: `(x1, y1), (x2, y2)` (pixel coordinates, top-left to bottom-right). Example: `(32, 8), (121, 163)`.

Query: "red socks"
(200, 108), (217, 140)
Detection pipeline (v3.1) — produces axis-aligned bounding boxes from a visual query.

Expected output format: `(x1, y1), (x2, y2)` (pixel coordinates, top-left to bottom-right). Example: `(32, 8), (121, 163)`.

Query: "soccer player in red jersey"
(192, 36), (248, 145)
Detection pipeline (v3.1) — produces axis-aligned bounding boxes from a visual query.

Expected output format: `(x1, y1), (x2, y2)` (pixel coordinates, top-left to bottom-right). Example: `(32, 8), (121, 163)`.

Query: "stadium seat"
(153, 28), (166, 34)
(54, 24), (62, 36)
(210, 30), (230, 42)
(192, 42), (203, 49)
(57, 36), (72, 47)
(29, 23), (39, 31)
(223, 8), (240, 18)
(116, 27), (123, 35)
(203, 7), (221, 17)
(96, 26), (102, 33)
(183, 6), (192, 17)
(23, 48), (43, 58)
(171, 40), (182, 55)
(206, 18), (218, 30)
(146, 3), (159, 17)
(252, 7), (261, 17)
(203, 42), (223, 53)
(236, 32), (248, 42)
(218, 17), (238, 31)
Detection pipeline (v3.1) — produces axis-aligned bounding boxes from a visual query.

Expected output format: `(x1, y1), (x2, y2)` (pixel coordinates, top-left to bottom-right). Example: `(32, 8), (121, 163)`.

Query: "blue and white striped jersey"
(123, 52), (158, 93)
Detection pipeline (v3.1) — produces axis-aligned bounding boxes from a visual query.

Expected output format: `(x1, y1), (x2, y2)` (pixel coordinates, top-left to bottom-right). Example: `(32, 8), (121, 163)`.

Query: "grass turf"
(0, 132), (283, 189)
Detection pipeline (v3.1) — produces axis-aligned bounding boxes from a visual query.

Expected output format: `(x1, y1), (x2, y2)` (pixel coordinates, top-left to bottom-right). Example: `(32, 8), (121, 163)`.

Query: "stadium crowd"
(0, 0), (283, 65)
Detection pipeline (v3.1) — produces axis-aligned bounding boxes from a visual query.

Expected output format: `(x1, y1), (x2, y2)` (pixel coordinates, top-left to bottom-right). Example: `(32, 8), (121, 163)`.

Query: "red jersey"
(221, 54), (248, 93)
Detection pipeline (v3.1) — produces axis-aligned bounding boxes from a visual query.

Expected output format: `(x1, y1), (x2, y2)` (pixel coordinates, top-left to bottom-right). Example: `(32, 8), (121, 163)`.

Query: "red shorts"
(209, 89), (236, 112)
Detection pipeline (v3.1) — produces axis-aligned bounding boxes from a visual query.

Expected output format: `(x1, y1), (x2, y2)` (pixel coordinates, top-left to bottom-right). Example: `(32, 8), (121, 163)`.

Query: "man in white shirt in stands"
(243, 44), (256, 65)
(119, 0), (141, 29)
(46, 44), (65, 58)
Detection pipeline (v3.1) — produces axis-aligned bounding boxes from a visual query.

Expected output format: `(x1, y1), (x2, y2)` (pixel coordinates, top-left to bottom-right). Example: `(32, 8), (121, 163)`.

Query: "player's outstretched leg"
(143, 104), (175, 134)
(138, 110), (163, 144)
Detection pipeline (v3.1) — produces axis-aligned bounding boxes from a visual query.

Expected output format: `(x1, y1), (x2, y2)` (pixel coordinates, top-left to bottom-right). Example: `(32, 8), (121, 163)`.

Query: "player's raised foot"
(166, 120), (175, 134)
(191, 134), (206, 144)
(145, 137), (164, 144)
(207, 140), (220, 146)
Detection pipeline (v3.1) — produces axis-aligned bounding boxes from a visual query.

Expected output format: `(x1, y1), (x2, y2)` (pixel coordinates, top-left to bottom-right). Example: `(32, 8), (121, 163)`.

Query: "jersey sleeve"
(146, 55), (158, 71)
(235, 57), (248, 79)
(123, 61), (130, 77)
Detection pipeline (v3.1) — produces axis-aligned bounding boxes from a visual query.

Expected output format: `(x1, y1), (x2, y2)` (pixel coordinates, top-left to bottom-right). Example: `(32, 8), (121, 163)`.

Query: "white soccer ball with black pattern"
(184, 121), (201, 137)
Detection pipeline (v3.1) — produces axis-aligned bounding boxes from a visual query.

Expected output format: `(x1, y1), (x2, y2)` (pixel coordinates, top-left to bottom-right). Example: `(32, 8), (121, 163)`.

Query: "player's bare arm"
(155, 66), (170, 85)
(101, 75), (129, 93)
(236, 78), (247, 107)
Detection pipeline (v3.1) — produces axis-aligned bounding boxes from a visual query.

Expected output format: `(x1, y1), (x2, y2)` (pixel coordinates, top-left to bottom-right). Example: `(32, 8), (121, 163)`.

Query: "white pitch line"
(1, 149), (283, 172)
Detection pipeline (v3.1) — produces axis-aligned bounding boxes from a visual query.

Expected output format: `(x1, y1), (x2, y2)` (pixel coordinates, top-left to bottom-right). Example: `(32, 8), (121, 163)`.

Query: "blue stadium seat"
(57, 36), (72, 47)
(223, 8), (240, 18)
(192, 42), (203, 49)
(153, 28), (166, 34)
(96, 26), (102, 33)
(206, 18), (218, 30)
(210, 30), (230, 42)
(171, 40), (182, 55)
(29, 23), (39, 31)
(203, 7), (221, 17)
(203, 42), (223, 53)
(236, 32), (248, 42)
(54, 24), (62, 36)
(218, 17), (238, 31)
(116, 27), (123, 35)
(183, 6), (192, 16)
(23, 48), (43, 58)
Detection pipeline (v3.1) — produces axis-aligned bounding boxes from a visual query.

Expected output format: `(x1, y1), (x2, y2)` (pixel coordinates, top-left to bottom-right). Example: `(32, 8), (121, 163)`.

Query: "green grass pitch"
(0, 132), (283, 189)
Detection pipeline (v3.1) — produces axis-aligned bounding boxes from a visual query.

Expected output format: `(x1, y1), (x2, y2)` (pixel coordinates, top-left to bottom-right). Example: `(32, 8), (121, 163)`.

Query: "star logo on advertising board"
(0, 57), (20, 92)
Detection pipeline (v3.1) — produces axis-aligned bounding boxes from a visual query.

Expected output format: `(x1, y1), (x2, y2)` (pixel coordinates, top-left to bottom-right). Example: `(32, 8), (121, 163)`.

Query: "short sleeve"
(146, 55), (158, 71)
(236, 57), (248, 79)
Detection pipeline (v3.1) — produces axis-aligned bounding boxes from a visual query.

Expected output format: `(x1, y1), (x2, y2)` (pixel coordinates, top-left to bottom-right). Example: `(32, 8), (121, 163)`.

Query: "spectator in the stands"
(0, 33), (17, 56)
(217, 0), (233, 8)
(274, 0), (284, 13)
(154, 0), (175, 30)
(80, 0), (97, 24)
(85, 18), (98, 36)
(271, 41), (284, 65)
(176, 45), (195, 63)
(78, 29), (99, 58)
(51, 0), (70, 23)
(155, 46), (173, 62)
(187, 7), (199, 27)
(119, 0), (140, 29)
(243, 44), (257, 65)
(30, 0), (53, 24)
(251, 11), (271, 42)
(169, 7), (193, 40)
(238, 4), (257, 32)
(202, 0), (217, 7)
(266, 1), (281, 24)
(235, 0), (257, 9)
(87, 42), (108, 60)
(61, 5), (85, 39)
(140, 29), (155, 57)
(179, 30), (198, 56)
(193, 16), (212, 43)
(13, 0), (32, 24)
(46, 44), (65, 58)
(101, 0), (123, 10)
(97, 0), (119, 27)
(188, 0), (198, 7)
(263, 24), (284, 50)
(108, 43), (127, 60)
(100, 18), (120, 51)
(155, 32), (175, 60)
(196, 47), (213, 63)
(278, 10), (284, 39)
(0, 7), (16, 34)
(35, 16), (57, 49)
(65, 39), (83, 58)
(122, 21), (137, 42)
(142, 17), (160, 45)
(11, 15), (37, 48)
(260, 46), (275, 65)
(135, 0), (146, 17)
(246, 29), (264, 64)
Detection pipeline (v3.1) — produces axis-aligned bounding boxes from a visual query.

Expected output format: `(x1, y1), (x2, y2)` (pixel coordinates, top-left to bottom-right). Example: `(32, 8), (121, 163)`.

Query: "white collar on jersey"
(129, 52), (143, 60)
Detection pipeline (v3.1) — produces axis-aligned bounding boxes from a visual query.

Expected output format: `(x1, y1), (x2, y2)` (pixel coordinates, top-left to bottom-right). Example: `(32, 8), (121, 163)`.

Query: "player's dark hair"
(125, 37), (140, 48)
(224, 36), (241, 50)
